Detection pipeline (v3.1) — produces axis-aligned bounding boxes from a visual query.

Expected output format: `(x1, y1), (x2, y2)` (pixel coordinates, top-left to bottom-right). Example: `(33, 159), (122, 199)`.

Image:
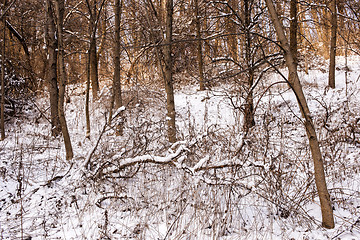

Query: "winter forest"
(0, 0), (360, 239)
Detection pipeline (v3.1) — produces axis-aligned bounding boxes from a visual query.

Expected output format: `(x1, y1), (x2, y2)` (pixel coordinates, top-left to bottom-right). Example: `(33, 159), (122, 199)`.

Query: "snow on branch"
(100, 144), (189, 177)
(95, 139), (266, 180)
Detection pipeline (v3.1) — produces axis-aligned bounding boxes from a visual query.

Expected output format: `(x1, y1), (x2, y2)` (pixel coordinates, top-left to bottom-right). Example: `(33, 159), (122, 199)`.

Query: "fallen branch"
(98, 144), (188, 178)
(94, 140), (267, 180)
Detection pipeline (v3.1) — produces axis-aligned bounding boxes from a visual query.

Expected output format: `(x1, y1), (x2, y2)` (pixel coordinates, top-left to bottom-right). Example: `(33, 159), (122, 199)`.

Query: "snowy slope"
(0, 56), (359, 239)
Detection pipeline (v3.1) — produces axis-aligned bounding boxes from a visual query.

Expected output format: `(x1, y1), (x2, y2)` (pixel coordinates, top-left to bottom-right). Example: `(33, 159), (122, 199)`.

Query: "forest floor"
(1, 56), (360, 239)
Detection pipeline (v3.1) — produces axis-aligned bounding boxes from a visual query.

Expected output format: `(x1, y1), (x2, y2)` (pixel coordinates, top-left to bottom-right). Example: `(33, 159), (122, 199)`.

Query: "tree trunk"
(88, 0), (99, 99)
(265, 0), (335, 229)
(113, 0), (123, 135)
(194, 0), (205, 91)
(55, 0), (73, 160)
(288, 0), (298, 101)
(243, 0), (255, 131)
(89, 30), (99, 98)
(113, 0), (122, 109)
(163, 0), (176, 143)
(46, 0), (61, 137)
(85, 50), (91, 139)
(329, 0), (337, 89)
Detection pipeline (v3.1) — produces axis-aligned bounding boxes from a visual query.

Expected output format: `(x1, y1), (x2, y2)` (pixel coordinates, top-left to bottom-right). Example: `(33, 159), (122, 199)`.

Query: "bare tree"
(162, 0), (176, 143)
(45, 0), (61, 137)
(329, 0), (337, 88)
(54, 0), (73, 160)
(85, 49), (91, 138)
(113, 0), (122, 109)
(243, 0), (255, 131)
(111, 0), (123, 135)
(265, 0), (335, 229)
(86, 0), (107, 99)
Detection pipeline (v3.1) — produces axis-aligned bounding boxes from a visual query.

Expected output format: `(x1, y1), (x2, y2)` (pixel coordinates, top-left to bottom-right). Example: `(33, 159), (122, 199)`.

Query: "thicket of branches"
(1, 0), (359, 94)
(1, 0), (360, 237)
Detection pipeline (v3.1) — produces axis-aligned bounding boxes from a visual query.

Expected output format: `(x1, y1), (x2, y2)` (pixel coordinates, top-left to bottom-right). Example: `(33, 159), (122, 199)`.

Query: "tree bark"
(329, 0), (337, 89)
(163, 0), (176, 143)
(113, 0), (122, 109)
(194, 0), (205, 91)
(89, 24), (99, 98)
(265, 0), (335, 229)
(243, 0), (255, 131)
(55, 0), (73, 160)
(45, 0), (61, 137)
(85, 49), (91, 139)
(87, 0), (100, 99)
(113, 0), (123, 135)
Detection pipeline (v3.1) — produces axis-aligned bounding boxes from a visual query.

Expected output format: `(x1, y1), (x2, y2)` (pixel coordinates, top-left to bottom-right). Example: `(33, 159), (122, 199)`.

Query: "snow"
(1, 56), (360, 239)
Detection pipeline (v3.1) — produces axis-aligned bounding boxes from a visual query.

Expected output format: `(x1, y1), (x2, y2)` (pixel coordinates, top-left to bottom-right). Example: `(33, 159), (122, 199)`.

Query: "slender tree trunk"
(0, 7), (5, 140)
(89, 28), (99, 98)
(243, 0), (255, 131)
(113, 0), (122, 109)
(88, 0), (99, 99)
(85, 50), (91, 138)
(288, 0), (298, 101)
(265, 0), (335, 229)
(194, 0), (205, 91)
(46, 0), (61, 137)
(113, 0), (123, 135)
(55, 0), (73, 160)
(163, 0), (176, 143)
(329, 0), (337, 89)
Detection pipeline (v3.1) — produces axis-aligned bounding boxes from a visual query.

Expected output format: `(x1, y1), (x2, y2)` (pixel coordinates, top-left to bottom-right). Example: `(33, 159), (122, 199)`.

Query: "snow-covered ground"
(1, 56), (360, 239)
